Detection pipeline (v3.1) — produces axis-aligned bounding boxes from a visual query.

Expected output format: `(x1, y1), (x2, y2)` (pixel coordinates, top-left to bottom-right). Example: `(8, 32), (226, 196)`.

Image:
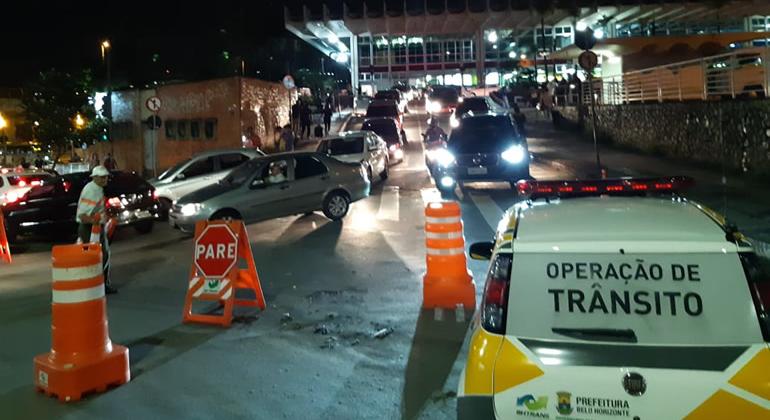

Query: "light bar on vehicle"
(516, 176), (695, 199)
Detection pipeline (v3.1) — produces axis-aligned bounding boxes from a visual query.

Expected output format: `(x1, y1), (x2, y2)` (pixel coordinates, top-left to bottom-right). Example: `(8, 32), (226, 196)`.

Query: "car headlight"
(450, 116), (459, 128)
(434, 148), (456, 167)
(501, 145), (526, 164)
(428, 101), (442, 114)
(180, 203), (203, 217)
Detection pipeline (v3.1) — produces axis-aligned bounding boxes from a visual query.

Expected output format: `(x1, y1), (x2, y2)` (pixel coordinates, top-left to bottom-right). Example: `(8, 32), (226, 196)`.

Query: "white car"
(0, 168), (55, 205)
(458, 177), (770, 420)
(151, 149), (263, 215)
(316, 131), (389, 182)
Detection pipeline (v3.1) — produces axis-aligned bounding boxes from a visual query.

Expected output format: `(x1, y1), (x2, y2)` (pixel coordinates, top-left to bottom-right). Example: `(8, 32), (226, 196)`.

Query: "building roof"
(511, 197), (731, 253)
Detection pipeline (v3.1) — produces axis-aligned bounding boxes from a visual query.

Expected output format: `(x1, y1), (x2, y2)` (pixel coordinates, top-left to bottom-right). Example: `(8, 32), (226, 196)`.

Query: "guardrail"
(601, 46), (770, 105)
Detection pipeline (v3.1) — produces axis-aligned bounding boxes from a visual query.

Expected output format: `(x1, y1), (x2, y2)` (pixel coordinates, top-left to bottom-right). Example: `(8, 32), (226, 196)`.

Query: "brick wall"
(554, 101), (770, 177)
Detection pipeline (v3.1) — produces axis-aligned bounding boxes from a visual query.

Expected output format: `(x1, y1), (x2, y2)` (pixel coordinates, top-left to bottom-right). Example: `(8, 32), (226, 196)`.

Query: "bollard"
(33, 243), (129, 402)
(422, 201), (475, 310)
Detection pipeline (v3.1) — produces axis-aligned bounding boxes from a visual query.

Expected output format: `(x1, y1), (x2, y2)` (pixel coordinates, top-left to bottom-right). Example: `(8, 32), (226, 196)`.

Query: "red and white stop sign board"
(194, 224), (238, 279)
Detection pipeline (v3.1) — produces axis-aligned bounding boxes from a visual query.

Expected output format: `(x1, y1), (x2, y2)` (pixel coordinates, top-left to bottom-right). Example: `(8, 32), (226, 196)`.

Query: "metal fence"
(600, 46), (770, 105)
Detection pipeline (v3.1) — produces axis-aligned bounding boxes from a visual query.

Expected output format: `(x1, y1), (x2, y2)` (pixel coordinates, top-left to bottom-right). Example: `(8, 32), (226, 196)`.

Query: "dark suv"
(3, 171), (160, 243)
(431, 114), (530, 193)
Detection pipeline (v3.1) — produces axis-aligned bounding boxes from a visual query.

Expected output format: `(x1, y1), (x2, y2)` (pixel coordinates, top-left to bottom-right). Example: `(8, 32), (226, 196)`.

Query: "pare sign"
(194, 224), (238, 279)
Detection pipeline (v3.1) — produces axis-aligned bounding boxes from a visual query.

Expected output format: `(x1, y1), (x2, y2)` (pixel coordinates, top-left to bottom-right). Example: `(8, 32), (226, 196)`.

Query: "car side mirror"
(175, 173), (185, 181)
(469, 241), (494, 260)
(250, 179), (266, 189)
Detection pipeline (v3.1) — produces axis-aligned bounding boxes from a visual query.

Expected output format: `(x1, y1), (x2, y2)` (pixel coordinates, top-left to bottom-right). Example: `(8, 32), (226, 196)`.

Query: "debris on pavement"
(372, 327), (394, 339)
(314, 324), (330, 335)
(320, 336), (338, 349)
(280, 312), (293, 323)
(326, 312), (338, 320)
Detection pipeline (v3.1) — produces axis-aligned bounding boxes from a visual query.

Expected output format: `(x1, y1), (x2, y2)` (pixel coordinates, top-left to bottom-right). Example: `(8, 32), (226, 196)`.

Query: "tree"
(21, 69), (107, 165)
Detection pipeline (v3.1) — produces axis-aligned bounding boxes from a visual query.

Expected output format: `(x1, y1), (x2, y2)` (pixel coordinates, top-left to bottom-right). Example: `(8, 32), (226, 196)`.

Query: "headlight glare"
(180, 203), (202, 217)
(435, 149), (456, 167)
(501, 145), (526, 164)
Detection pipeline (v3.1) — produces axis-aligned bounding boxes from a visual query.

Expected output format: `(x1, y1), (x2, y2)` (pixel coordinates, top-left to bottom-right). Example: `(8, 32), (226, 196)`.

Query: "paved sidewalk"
(527, 120), (770, 242)
(295, 110), (353, 151)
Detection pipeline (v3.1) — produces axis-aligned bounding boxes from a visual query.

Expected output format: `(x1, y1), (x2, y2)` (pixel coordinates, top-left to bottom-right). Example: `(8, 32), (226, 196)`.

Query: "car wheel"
(134, 220), (154, 234)
(158, 198), (172, 220)
(210, 209), (242, 222)
(322, 191), (350, 221)
(379, 164), (389, 181)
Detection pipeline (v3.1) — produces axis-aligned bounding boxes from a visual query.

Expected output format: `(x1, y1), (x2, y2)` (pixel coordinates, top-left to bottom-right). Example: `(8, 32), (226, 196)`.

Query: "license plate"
(468, 167), (487, 175)
(136, 210), (151, 219)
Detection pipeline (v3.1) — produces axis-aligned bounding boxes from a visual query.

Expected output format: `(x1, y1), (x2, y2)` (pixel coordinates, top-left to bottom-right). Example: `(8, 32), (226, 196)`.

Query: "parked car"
(365, 99), (406, 139)
(169, 152), (370, 233)
(2, 171), (160, 243)
(151, 149), (264, 217)
(361, 117), (406, 163)
(0, 168), (55, 205)
(316, 131), (390, 182)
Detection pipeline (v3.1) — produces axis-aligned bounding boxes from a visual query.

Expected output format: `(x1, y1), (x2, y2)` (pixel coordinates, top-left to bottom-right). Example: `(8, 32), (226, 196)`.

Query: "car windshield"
(366, 105), (399, 118)
(318, 137), (364, 155)
(429, 87), (459, 103)
(158, 158), (191, 181)
(448, 116), (519, 153)
(222, 159), (261, 186)
(362, 120), (398, 142)
(506, 252), (764, 345)
(456, 98), (489, 116)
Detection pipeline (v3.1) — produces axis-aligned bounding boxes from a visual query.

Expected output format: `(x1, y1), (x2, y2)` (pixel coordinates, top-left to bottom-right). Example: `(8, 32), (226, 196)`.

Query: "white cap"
(90, 166), (110, 177)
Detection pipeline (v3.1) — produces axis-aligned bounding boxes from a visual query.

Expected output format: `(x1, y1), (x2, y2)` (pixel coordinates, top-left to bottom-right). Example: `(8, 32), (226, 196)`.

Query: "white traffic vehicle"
(458, 177), (770, 420)
(0, 168), (55, 205)
(151, 149), (263, 215)
(316, 131), (389, 182)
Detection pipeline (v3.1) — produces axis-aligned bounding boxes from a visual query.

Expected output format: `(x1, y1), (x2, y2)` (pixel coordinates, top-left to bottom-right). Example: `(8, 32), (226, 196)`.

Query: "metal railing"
(601, 46), (770, 105)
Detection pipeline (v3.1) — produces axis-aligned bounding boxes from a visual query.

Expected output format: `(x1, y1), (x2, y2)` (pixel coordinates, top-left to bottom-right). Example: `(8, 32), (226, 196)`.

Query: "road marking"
(469, 193), (504, 231)
(377, 186), (400, 221)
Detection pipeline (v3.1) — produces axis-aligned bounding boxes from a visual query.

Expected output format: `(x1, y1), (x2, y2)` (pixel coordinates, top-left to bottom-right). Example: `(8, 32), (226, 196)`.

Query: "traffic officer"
(76, 165), (117, 294)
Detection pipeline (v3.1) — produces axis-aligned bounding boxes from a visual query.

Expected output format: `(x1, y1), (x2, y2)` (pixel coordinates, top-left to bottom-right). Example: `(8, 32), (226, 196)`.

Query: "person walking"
(291, 100), (301, 133)
(323, 104), (333, 136)
(281, 124), (296, 152)
(76, 165), (117, 294)
(300, 101), (312, 139)
(103, 153), (117, 170)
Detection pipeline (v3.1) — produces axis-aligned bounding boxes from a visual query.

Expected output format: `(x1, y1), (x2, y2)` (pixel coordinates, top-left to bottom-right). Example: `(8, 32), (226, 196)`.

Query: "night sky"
(2, 1), (338, 88)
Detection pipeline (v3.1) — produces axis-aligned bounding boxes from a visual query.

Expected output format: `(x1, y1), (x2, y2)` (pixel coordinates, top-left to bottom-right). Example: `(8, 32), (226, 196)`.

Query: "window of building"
(294, 156), (328, 180)
(373, 38), (389, 66)
(165, 120), (177, 139)
(426, 39), (442, 63)
(190, 120), (201, 139)
(177, 120), (188, 139)
(359, 36), (372, 66)
(204, 118), (217, 140)
(408, 38), (424, 64)
(444, 40), (458, 62)
(391, 37), (407, 64)
(462, 40), (474, 62)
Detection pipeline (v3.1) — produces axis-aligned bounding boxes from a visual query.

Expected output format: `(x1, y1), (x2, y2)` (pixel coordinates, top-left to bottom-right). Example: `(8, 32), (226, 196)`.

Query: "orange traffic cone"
(33, 243), (129, 402)
(422, 201), (475, 310)
(0, 211), (11, 263)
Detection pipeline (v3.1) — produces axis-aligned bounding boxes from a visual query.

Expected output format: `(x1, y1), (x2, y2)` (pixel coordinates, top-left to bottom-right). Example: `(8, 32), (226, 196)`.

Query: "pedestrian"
(540, 86), (554, 121)
(89, 152), (100, 170)
(76, 165), (117, 294)
(291, 100), (301, 133)
(281, 124), (295, 152)
(323, 104), (333, 135)
(300, 102), (312, 139)
(103, 153), (117, 170)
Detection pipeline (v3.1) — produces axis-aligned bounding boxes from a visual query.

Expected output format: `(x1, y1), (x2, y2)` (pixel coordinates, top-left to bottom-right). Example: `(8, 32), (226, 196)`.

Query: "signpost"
(145, 96), (162, 177)
(282, 75), (295, 138)
(194, 224), (239, 281)
(577, 34), (602, 177)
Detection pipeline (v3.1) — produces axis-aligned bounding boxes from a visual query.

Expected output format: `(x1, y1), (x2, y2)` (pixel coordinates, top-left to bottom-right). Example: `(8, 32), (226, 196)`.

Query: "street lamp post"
(101, 40), (112, 148)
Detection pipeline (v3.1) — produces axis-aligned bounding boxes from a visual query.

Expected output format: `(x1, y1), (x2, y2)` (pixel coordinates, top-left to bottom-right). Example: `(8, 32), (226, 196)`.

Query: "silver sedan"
(169, 152), (370, 232)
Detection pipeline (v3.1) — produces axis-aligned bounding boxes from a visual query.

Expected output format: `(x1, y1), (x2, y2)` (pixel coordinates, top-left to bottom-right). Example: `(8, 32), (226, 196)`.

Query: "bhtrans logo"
(516, 394), (549, 418)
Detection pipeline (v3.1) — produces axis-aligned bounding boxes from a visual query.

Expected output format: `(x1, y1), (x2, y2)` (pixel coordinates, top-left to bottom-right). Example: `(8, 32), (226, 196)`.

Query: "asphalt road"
(1, 109), (768, 420)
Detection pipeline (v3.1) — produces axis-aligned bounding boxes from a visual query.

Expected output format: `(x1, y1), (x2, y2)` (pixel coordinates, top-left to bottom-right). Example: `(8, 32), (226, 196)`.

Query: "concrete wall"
(240, 78), (293, 153)
(555, 100), (770, 177)
(87, 90), (144, 173)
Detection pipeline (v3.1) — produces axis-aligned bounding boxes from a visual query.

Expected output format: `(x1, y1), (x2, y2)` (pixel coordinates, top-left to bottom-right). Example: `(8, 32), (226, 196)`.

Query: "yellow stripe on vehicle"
(728, 348), (770, 401)
(462, 328), (504, 396)
(684, 389), (770, 419)
(493, 337), (544, 394)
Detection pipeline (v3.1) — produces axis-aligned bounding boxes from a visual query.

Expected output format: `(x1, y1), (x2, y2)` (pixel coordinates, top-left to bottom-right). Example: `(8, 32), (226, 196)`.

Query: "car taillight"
(107, 197), (122, 208)
(152, 189), (159, 200)
(63, 181), (71, 192)
(17, 180), (27, 187)
(516, 176), (694, 199)
(481, 254), (512, 334)
(5, 192), (19, 203)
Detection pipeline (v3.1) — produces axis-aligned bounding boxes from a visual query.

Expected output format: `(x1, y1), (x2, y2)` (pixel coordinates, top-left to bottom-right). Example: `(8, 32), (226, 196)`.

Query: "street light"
(100, 40), (111, 60)
(100, 39), (112, 147)
(0, 112), (7, 130)
(74, 113), (86, 129)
